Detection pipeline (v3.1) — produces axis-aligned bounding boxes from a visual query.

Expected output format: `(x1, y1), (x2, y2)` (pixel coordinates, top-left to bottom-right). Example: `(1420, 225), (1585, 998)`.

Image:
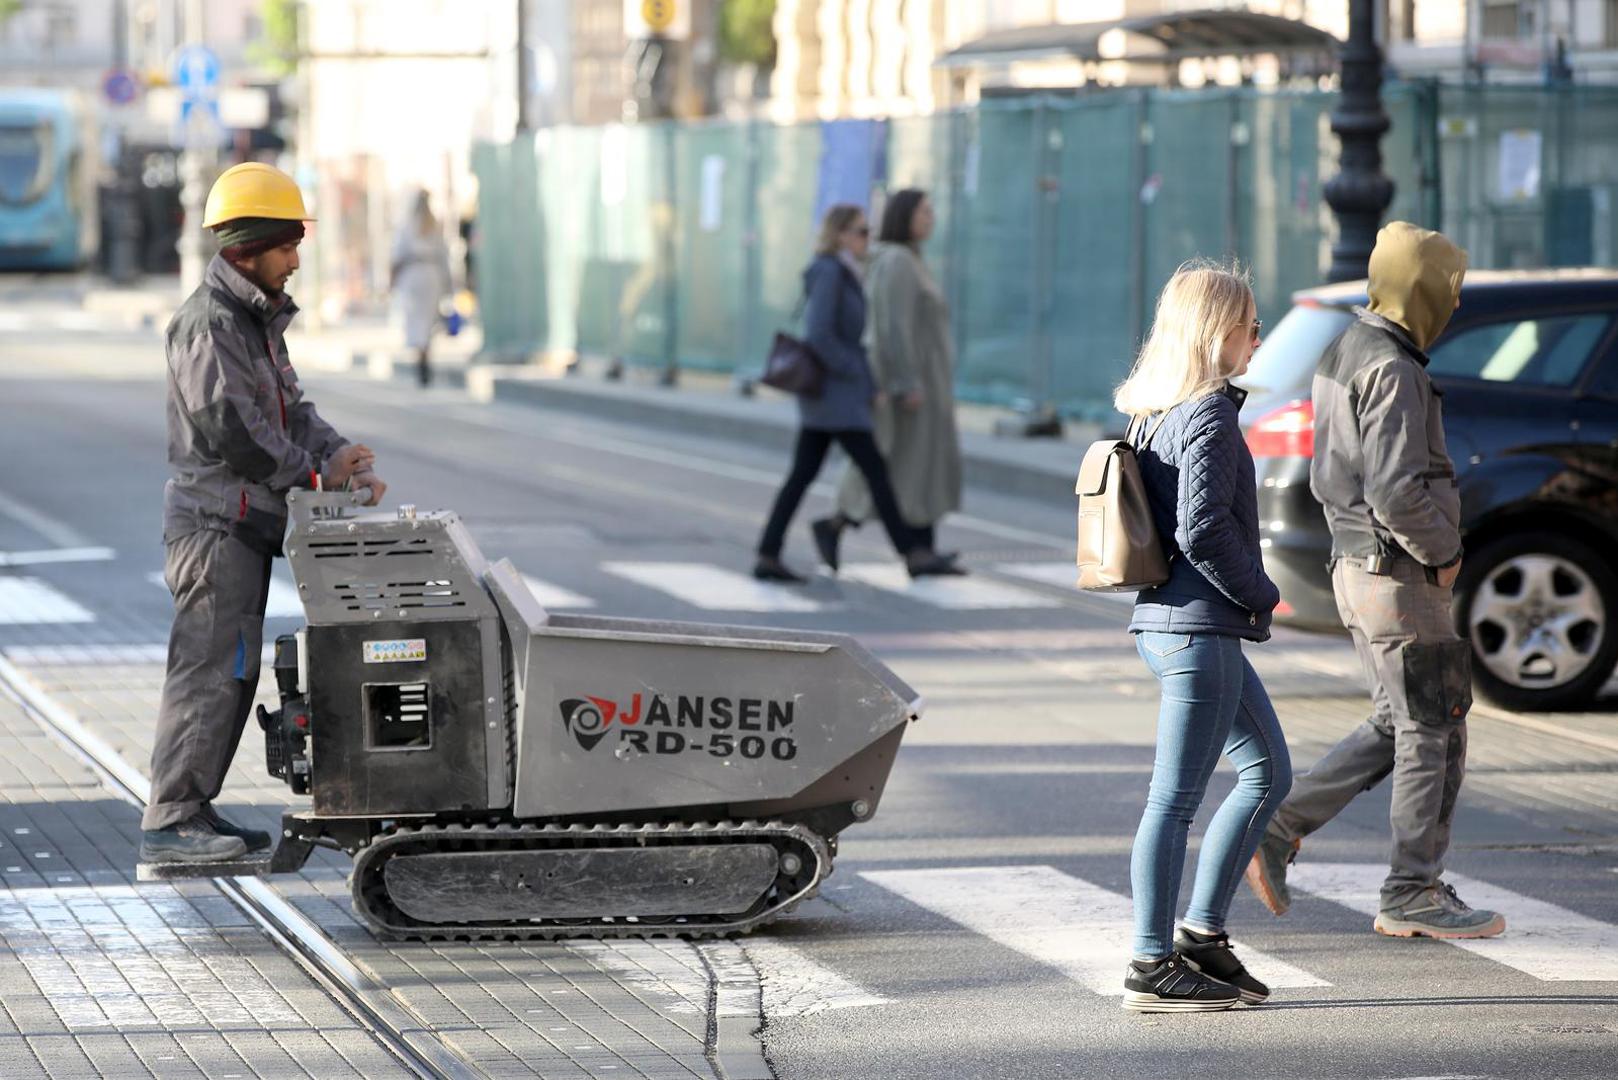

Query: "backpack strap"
(1126, 412), (1168, 451)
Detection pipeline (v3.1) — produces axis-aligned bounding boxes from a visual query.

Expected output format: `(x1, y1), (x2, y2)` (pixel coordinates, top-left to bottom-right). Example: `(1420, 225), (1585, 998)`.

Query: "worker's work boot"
(140, 814), (248, 863)
(200, 804), (272, 853)
(1374, 883), (1506, 939)
(1245, 830), (1300, 916)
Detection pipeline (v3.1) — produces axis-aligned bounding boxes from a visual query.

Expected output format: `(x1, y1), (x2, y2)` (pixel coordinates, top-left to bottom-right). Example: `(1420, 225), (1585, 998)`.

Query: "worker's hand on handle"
(1436, 559), (1462, 589)
(350, 470), (387, 507)
(322, 444), (376, 490)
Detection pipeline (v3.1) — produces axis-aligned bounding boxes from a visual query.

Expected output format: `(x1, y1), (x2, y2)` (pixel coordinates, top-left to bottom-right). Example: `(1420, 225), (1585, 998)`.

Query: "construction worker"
(140, 163), (387, 864)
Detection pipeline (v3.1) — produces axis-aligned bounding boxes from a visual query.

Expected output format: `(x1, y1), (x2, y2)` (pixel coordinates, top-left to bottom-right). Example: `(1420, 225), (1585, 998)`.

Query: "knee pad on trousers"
(1401, 640), (1473, 726)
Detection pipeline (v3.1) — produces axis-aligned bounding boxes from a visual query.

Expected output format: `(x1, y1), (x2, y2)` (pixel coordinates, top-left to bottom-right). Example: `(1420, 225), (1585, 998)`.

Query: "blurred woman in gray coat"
(391, 190), (453, 388)
(817, 189), (964, 571)
(754, 204), (957, 583)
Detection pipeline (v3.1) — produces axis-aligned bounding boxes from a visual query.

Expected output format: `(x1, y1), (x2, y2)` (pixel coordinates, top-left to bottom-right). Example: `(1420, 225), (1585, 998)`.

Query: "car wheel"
(1455, 532), (1618, 712)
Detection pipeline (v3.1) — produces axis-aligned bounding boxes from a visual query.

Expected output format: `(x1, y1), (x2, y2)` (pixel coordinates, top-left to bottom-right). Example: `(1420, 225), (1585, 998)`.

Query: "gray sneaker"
(140, 814), (248, 864)
(1244, 830), (1300, 916)
(1374, 883), (1506, 939)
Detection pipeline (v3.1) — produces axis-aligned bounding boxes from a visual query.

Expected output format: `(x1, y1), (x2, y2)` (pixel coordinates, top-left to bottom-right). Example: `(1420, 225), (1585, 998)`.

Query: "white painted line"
(742, 936), (889, 1016)
(1291, 863), (1618, 982)
(861, 865), (1328, 996)
(840, 563), (1060, 609)
(601, 562), (826, 612)
(428, 402), (1074, 552)
(266, 572), (303, 618)
(0, 491), (93, 548)
(148, 570), (304, 619)
(0, 578), (95, 624)
(0, 546), (116, 568)
(521, 574), (596, 609)
(994, 562), (1136, 604)
(3, 644), (169, 666)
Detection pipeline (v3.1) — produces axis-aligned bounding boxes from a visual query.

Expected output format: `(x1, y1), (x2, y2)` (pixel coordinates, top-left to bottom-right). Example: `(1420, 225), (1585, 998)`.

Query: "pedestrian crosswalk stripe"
(840, 564), (1061, 609)
(601, 562), (827, 612)
(861, 865), (1329, 996)
(1291, 863), (1618, 982)
(0, 578), (95, 624)
(743, 935), (889, 1016)
(148, 571), (304, 619)
(521, 574), (595, 609)
(994, 562), (1135, 603)
(3, 644), (169, 666)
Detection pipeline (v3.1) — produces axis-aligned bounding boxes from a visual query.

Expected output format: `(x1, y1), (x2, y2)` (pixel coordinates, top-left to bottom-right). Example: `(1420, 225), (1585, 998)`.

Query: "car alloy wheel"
(1457, 533), (1618, 711)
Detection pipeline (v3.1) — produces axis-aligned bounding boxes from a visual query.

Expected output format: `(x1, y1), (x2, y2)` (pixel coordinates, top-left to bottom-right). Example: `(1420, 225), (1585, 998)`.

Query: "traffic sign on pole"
(102, 69), (139, 106)
(173, 44), (220, 100)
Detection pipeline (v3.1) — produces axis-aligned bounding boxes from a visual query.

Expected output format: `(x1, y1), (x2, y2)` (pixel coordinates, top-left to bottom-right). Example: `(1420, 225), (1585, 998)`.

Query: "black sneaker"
(201, 804), (271, 853)
(1173, 927), (1270, 1004)
(1122, 954), (1241, 1013)
(810, 517), (843, 572)
(1375, 883), (1506, 939)
(140, 815), (248, 864)
(1245, 830), (1300, 916)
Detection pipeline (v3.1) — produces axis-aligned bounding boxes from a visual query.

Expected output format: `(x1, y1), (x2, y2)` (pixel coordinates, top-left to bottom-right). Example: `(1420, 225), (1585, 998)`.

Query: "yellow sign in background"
(641, 0), (675, 33)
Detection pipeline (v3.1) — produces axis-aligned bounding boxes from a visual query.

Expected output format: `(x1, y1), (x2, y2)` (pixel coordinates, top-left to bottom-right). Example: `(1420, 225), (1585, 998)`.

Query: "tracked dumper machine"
(142, 488), (920, 939)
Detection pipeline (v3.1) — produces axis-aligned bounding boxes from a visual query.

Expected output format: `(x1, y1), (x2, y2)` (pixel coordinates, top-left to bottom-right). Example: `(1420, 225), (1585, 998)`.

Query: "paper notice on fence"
(1497, 130), (1541, 201)
(699, 155), (725, 232)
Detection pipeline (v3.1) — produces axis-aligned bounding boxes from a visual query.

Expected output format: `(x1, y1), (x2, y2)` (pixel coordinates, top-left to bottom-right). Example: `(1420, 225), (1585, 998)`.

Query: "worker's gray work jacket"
(162, 253), (349, 553)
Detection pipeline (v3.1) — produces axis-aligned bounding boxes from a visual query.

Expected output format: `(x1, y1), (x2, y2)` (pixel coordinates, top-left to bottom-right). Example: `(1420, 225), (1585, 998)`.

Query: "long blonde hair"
(1114, 260), (1254, 417)
(815, 204), (864, 256)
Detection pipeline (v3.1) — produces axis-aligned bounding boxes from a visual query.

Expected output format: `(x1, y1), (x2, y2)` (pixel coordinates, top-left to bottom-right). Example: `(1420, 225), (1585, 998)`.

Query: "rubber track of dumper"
(348, 819), (831, 941)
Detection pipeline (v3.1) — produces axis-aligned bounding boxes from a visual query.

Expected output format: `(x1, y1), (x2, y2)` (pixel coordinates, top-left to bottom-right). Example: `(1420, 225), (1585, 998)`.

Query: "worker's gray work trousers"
(142, 528), (272, 831)
(1266, 554), (1471, 909)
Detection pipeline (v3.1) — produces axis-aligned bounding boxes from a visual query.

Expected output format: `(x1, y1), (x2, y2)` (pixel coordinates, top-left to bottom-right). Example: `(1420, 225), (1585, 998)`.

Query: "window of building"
(1482, 0), (1532, 40)
(1606, 0), (1618, 49)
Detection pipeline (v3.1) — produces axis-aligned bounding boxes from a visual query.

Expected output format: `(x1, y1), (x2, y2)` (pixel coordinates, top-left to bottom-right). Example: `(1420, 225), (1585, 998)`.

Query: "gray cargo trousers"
(1267, 553), (1472, 908)
(141, 528), (272, 831)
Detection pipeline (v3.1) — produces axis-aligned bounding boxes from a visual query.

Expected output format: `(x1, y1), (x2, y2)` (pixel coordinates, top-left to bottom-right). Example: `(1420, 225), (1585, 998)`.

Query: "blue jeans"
(1130, 631), (1292, 960)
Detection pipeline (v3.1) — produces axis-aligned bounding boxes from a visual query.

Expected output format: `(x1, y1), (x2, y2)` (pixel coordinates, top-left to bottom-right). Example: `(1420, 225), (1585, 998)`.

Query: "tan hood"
(1365, 221), (1469, 351)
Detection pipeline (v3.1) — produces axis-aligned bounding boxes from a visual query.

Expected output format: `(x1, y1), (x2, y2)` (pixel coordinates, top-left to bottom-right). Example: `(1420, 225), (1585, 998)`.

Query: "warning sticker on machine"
(363, 639), (428, 663)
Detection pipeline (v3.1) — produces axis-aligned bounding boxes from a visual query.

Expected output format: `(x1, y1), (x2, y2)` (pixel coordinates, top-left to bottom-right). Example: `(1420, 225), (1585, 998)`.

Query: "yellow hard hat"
(203, 162), (314, 228)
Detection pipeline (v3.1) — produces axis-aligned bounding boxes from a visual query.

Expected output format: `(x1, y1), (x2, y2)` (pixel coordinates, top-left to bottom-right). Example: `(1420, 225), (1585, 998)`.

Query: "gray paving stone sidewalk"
(0, 694), (409, 1079)
(0, 651), (751, 1080)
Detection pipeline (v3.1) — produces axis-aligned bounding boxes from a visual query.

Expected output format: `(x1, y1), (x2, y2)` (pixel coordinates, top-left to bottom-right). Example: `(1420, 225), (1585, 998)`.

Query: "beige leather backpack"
(1074, 414), (1170, 591)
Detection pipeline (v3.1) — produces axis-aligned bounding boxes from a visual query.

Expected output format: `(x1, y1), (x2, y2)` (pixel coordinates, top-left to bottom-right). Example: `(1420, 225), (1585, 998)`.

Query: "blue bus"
(0, 89), (96, 271)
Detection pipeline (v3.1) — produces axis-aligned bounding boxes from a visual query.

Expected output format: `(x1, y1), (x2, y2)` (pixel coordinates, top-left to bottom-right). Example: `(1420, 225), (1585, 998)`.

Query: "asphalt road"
(3, 299), (1617, 1080)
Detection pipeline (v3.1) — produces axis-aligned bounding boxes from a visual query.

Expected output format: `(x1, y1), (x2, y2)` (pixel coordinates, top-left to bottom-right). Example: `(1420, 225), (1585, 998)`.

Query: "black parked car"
(1238, 270), (1618, 711)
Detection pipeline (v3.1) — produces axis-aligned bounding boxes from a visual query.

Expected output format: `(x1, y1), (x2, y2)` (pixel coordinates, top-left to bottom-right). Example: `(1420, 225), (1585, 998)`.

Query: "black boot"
(810, 516), (846, 572)
(140, 814), (248, 864)
(201, 804), (272, 854)
(907, 549), (967, 578)
(753, 556), (808, 584)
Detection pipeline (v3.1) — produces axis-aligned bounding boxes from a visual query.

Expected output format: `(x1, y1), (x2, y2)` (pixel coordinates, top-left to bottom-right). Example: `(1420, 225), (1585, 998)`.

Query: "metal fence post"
(660, 122), (680, 386)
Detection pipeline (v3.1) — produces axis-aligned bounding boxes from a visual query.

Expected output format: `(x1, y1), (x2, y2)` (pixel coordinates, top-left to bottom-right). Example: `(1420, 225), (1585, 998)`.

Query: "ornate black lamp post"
(1324, 0), (1395, 283)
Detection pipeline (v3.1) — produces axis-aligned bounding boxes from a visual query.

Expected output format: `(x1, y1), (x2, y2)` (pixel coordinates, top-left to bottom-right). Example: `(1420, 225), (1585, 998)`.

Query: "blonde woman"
(1116, 262), (1291, 1013)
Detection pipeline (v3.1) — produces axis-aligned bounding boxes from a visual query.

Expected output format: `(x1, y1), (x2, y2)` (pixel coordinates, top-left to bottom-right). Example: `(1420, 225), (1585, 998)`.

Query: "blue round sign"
(172, 44), (220, 100)
(102, 69), (138, 105)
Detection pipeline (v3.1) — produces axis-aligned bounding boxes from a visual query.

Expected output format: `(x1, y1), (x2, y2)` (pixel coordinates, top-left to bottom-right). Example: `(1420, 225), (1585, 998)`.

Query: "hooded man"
(140, 162), (387, 864)
(1244, 222), (1506, 939)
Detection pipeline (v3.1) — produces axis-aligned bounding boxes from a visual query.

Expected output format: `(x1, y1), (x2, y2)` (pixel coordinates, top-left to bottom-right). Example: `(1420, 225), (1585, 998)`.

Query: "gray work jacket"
(1309, 308), (1463, 567)
(162, 254), (348, 549)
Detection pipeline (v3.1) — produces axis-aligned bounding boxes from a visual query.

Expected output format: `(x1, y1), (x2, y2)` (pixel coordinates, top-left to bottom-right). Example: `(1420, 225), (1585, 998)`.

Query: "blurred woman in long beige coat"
(813, 189), (964, 573)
